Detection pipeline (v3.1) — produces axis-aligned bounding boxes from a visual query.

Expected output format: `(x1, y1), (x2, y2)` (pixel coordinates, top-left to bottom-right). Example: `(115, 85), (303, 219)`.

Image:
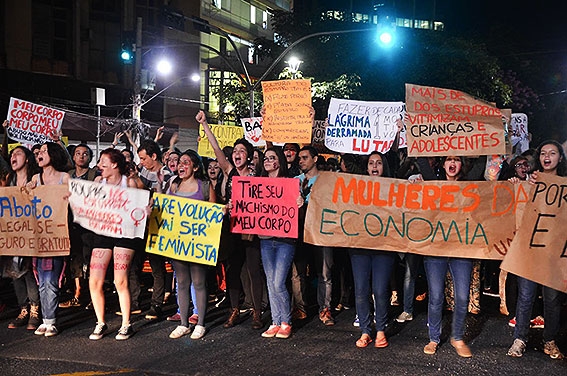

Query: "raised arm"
(196, 111), (232, 174)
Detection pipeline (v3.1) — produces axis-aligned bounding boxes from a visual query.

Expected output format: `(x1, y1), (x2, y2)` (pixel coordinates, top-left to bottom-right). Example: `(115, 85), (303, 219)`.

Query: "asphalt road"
(0, 280), (566, 376)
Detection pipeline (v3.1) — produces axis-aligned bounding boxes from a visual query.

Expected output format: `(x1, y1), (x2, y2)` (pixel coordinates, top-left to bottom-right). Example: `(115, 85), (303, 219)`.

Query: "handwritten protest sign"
(198, 124), (243, 158)
(261, 79), (312, 143)
(304, 172), (529, 259)
(325, 98), (404, 154)
(231, 176), (300, 239)
(510, 113), (530, 154)
(241, 117), (266, 147)
(6, 98), (65, 145)
(405, 84), (506, 157)
(147, 193), (224, 266)
(68, 179), (150, 239)
(0, 185), (69, 257)
(501, 174), (567, 293)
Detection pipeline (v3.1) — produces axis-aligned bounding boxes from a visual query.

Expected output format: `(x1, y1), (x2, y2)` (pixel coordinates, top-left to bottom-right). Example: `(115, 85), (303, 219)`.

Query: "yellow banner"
(0, 185), (70, 257)
(198, 124), (243, 158)
(146, 193), (225, 266)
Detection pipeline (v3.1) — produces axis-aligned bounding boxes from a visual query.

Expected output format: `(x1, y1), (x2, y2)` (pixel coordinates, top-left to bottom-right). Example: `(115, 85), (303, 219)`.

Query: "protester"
(167, 150), (215, 340)
(507, 140), (567, 359)
(196, 110), (264, 330)
(259, 147), (303, 339)
(27, 142), (71, 337)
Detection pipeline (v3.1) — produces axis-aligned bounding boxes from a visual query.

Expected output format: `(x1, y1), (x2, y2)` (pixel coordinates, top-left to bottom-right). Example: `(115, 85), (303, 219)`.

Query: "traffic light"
(120, 43), (134, 64)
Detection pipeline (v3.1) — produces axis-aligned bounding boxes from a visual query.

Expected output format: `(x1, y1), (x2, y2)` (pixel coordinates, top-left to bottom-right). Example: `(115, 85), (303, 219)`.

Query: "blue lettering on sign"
(0, 196), (53, 219)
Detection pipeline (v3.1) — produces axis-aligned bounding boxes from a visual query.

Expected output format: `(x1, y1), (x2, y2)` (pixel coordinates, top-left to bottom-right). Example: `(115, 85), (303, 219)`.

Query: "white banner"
(6, 98), (65, 144)
(510, 113), (529, 153)
(68, 179), (150, 239)
(241, 117), (266, 147)
(325, 98), (404, 154)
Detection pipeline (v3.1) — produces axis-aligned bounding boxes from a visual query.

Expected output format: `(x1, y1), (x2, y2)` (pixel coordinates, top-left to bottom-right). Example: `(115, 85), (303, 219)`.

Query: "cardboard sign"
(405, 84), (506, 157)
(0, 185), (70, 257)
(501, 174), (567, 293)
(6, 98), (65, 145)
(241, 117), (266, 147)
(230, 176), (300, 239)
(68, 179), (150, 239)
(198, 124), (243, 158)
(146, 193), (225, 266)
(261, 79), (312, 143)
(325, 98), (404, 154)
(304, 172), (529, 259)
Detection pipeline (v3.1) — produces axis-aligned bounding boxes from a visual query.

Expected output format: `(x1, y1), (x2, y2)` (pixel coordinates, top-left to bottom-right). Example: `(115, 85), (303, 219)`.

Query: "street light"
(286, 56), (303, 79)
(156, 58), (173, 75)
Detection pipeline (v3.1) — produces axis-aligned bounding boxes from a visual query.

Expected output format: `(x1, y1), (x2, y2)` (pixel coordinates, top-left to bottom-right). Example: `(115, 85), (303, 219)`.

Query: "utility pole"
(133, 17), (142, 124)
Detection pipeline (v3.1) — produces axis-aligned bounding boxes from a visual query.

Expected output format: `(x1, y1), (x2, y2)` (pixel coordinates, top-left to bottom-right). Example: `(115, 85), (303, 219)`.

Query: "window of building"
(32, 0), (72, 62)
(263, 11), (269, 29)
(250, 5), (256, 24)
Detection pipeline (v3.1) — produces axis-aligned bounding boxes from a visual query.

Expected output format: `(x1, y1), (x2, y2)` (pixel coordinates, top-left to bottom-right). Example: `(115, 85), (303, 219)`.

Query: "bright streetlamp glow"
(287, 56), (302, 73)
(379, 31), (392, 45)
(191, 73), (200, 82)
(156, 59), (172, 75)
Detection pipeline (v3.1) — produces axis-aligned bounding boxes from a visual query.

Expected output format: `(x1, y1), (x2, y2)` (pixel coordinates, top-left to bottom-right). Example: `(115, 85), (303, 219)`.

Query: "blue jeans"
(514, 277), (565, 343)
(36, 257), (65, 325)
(261, 239), (295, 325)
(424, 256), (472, 343)
(313, 245), (333, 311)
(350, 250), (396, 335)
(402, 253), (422, 314)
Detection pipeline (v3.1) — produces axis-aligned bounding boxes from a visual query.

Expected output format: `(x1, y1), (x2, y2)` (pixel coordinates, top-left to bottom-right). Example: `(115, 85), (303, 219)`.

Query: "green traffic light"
(121, 50), (132, 61)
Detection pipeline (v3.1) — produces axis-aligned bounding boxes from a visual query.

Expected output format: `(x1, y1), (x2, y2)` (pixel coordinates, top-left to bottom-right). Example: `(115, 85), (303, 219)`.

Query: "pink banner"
(230, 176), (300, 239)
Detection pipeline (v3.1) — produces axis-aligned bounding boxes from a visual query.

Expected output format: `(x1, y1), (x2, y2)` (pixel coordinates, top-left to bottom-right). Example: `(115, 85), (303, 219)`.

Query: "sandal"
(374, 332), (389, 348)
(356, 334), (373, 348)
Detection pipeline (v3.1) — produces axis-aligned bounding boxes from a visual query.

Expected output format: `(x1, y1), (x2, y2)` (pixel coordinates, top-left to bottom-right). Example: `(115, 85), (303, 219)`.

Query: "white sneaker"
(353, 314), (360, 327)
(190, 325), (206, 339)
(44, 324), (58, 337)
(169, 325), (191, 339)
(34, 324), (48, 336)
(396, 312), (413, 322)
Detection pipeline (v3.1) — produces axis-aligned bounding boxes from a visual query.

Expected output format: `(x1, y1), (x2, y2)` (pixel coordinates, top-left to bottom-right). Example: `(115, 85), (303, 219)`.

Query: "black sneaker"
(115, 324), (134, 340)
(145, 305), (162, 320)
(8, 306), (29, 329)
(89, 322), (108, 340)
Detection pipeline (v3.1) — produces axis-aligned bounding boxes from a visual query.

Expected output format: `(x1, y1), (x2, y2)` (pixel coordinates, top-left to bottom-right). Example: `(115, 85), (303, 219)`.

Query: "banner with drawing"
(0, 185), (70, 257)
(68, 179), (150, 239)
(501, 174), (567, 293)
(405, 84), (507, 157)
(241, 117), (266, 147)
(304, 172), (529, 260)
(6, 97), (65, 145)
(325, 98), (404, 154)
(146, 193), (225, 266)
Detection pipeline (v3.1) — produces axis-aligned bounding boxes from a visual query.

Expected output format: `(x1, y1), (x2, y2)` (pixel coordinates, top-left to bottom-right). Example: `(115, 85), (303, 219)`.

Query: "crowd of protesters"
(0, 112), (565, 361)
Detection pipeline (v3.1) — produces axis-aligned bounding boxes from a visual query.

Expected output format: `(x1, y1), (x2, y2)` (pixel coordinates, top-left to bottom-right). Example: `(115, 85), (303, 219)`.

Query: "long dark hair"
(7, 146), (39, 184)
(261, 147), (288, 178)
(535, 140), (567, 177)
(439, 155), (465, 181)
(44, 142), (72, 172)
(364, 151), (392, 178)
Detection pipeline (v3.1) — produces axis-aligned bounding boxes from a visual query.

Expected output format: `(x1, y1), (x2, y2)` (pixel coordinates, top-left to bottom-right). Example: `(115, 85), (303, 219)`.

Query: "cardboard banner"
(241, 117), (266, 147)
(325, 98), (404, 154)
(230, 176), (300, 239)
(0, 185), (70, 257)
(304, 172), (529, 260)
(68, 179), (150, 239)
(146, 193), (225, 266)
(261, 79), (312, 143)
(405, 84), (506, 157)
(198, 124), (243, 158)
(501, 174), (567, 293)
(6, 98), (65, 145)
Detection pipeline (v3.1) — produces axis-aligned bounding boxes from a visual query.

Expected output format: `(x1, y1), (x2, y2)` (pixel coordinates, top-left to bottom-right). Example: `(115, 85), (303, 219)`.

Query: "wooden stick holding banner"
(68, 179), (150, 239)
(231, 176), (300, 239)
(405, 84), (506, 157)
(304, 172), (529, 260)
(501, 174), (567, 293)
(147, 193), (225, 266)
(0, 185), (70, 257)
(6, 97), (65, 145)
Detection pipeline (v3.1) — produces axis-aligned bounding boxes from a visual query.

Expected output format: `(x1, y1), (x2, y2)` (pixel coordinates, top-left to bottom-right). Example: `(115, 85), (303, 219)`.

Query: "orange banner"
(261, 79), (312, 143)
(405, 83), (506, 157)
(501, 174), (567, 293)
(304, 172), (528, 260)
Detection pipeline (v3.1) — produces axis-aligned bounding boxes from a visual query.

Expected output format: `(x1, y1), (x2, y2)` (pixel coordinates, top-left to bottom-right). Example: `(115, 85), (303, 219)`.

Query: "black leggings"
(172, 260), (207, 327)
(226, 234), (263, 310)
